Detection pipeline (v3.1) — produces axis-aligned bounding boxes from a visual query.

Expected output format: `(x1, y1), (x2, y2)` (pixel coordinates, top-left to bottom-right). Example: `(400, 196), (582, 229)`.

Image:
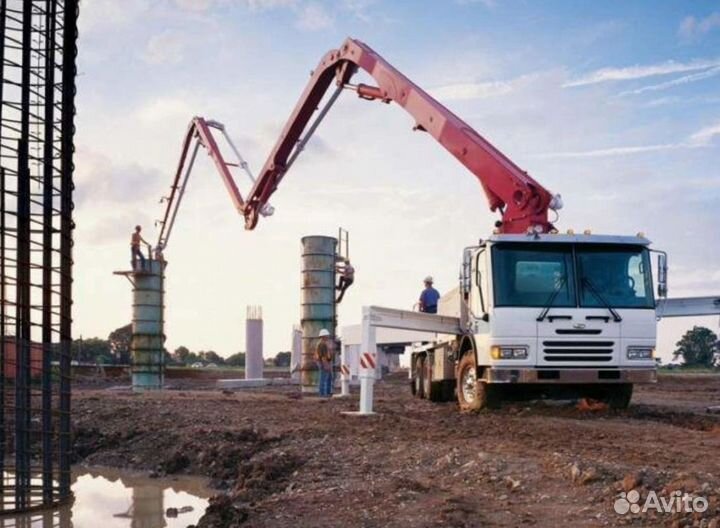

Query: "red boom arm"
(242, 37), (558, 234)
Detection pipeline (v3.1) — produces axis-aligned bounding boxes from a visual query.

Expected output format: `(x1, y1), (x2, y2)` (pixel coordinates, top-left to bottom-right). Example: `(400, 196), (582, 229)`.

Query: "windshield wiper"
(536, 276), (567, 322)
(581, 277), (622, 322)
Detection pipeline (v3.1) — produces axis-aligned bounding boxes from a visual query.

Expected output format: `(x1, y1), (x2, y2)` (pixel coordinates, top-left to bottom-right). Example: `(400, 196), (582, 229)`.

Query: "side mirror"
(657, 252), (668, 298)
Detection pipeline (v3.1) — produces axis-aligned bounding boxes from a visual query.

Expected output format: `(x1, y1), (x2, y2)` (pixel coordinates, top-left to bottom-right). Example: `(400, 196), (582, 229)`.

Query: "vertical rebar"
(59, 0), (79, 498)
(0, 0), (5, 492)
(14, 0), (34, 508)
(41, 0), (57, 503)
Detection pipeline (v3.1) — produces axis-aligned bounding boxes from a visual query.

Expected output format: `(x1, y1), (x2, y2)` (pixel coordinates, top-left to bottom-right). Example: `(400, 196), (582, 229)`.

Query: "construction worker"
(314, 328), (334, 397)
(131, 225), (150, 270)
(335, 258), (355, 304)
(419, 275), (440, 314)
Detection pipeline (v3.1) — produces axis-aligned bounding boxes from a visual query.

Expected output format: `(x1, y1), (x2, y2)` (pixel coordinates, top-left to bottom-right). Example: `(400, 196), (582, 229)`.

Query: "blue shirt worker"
(419, 276), (440, 314)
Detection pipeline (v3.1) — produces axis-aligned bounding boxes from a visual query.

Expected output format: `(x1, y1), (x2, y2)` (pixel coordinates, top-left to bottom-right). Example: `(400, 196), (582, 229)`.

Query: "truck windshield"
(576, 246), (654, 309)
(492, 244), (575, 308)
(492, 243), (654, 309)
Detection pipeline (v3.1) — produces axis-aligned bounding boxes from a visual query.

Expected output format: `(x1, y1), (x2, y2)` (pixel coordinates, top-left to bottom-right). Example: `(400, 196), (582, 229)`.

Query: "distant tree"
(274, 351), (291, 367)
(72, 337), (111, 364)
(108, 324), (132, 364)
(163, 348), (176, 366)
(225, 352), (246, 367)
(673, 326), (718, 368)
(173, 346), (191, 363)
(199, 350), (225, 365)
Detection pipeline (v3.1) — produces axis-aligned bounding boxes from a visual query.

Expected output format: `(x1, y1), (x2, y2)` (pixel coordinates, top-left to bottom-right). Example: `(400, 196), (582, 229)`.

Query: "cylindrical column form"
(301, 236), (337, 393)
(245, 305), (264, 380)
(290, 325), (302, 381)
(132, 260), (165, 391)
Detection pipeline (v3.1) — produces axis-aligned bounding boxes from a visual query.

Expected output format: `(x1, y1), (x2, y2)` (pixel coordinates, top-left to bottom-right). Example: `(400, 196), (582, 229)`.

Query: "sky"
(73, 0), (720, 362)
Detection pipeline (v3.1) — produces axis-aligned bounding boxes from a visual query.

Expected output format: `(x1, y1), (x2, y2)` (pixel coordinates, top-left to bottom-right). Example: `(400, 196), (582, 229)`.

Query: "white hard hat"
(424, 276), (433, 283)
(319, 329), (330, 337)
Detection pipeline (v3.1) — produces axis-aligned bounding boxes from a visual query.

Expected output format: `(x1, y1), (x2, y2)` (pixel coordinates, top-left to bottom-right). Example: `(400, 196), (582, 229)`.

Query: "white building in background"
(340, 324), (434, 381)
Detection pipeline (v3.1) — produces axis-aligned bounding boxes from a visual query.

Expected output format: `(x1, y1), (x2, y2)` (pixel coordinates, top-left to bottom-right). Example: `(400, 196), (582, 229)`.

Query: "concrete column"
(300, 236), (337, 393)
(131, 259), (165, 391)
(245, 306), (263, 380)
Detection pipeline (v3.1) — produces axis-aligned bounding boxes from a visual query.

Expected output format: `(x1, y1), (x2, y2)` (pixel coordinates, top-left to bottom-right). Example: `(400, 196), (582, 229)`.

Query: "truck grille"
(542, 340), (614, 362)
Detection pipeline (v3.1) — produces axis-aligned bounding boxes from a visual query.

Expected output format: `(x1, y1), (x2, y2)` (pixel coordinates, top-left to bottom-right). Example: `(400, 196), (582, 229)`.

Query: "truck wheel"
(423, 355), (445, 402)
(456, 353), (497, 411)
(414, 355), (426, 399)
(605, 383), (633, 410)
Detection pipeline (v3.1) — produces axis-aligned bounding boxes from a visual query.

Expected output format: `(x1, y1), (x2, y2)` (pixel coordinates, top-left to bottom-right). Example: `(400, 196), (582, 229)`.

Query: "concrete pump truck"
(158, 38), (718, 411)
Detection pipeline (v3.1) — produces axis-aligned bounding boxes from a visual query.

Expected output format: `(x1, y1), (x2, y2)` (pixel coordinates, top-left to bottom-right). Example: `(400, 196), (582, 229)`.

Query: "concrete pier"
(115, 258), (166, 391)
(300, 236), (337, 393)
(245, 305), (264, 380)
(130, 259), (165, 391)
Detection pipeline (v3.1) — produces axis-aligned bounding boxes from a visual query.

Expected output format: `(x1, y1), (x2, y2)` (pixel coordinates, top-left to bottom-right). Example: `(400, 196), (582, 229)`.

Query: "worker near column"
(131, 225), (150, 270)
(314, 329), (334, 397)
(335, 258), (355, 304)
(419, 276), (440, 314)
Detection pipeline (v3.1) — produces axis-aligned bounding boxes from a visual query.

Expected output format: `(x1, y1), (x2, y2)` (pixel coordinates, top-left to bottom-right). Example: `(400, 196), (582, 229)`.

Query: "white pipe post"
(290, 327), (302, 381)
(340, 343), (350, 397)
(358, 306), (377, 414)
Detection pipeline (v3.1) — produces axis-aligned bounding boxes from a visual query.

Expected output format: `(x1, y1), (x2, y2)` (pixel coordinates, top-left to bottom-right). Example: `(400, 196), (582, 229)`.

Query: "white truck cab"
(412, 232), (660, 410)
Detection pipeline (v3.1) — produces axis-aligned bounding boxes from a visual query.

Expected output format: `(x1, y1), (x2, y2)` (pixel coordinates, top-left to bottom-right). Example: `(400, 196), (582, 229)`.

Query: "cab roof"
(487, 233), (652, 246)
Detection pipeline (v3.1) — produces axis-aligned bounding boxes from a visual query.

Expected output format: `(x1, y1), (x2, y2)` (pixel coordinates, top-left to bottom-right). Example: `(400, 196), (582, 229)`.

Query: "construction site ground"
(72, 372), (720, 528)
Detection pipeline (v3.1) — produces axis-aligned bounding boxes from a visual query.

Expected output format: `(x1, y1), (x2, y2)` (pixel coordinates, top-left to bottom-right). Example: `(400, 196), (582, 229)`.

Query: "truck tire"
(423, 355), (445, 402)
(604, 383), (633, 410)
(414, 355), (426, 399)
(456, 353), (498, 411)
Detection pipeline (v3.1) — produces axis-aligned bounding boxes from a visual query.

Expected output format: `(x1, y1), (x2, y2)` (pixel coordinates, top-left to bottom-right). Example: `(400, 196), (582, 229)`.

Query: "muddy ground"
(72, 373), (720, 527)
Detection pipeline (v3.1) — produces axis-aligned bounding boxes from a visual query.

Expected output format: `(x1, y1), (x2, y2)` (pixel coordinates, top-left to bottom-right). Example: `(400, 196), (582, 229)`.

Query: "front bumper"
(484, 368), (657, 384)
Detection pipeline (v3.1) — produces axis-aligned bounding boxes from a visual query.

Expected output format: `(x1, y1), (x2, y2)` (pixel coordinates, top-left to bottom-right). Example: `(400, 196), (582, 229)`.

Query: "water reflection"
(0, 467), (211, 528)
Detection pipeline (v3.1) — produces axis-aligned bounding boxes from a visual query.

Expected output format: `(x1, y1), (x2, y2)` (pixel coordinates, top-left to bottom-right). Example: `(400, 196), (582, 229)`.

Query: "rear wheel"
(604, 383), (633, 410)
(456, 353), (498, 411)
(424, 354), (445, 402)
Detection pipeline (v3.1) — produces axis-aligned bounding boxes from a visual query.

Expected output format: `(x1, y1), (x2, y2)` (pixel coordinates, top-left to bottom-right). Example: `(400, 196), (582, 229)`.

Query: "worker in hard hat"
(335, 258), (355, 304)
(418, 276), (440, 314)
(130, 225), (150, 271)
(314, 329), (335, 397)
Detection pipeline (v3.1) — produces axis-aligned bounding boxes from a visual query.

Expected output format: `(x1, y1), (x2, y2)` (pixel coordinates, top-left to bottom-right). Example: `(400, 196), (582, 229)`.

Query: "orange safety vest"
(315, 341), (334, 363)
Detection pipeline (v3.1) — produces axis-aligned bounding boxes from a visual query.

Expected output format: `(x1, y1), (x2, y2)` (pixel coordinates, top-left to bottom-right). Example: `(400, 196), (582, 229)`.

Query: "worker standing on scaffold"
(130, 225), (150, 271)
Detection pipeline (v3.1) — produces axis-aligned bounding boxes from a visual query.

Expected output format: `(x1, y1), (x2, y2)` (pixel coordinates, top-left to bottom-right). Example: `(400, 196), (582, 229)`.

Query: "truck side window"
(475, 249), (486, 313)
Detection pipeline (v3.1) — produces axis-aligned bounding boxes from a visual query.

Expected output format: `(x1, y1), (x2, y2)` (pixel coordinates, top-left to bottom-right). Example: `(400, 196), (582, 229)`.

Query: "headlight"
(491, 346), (528, 360)
(627, 347), (654, 360)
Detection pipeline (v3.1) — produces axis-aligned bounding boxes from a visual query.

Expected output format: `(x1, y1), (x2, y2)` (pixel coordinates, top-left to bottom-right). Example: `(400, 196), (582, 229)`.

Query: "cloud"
(619, 65), (720, 96)
(688, 122), (720, 147)
(74, 149), (164, 207)
(136, 97), (194, 124)
(431, 80), (514, 101)
(456, 0), (496, 7)
(295, 2), (333, 30)
(564, 58), (720, 87)
(430, 73), (541, 101)
(539, 120), (720, 158)
(174, 0), (216, 10)
(679, 12), (720, 39)
(79, 0), (151, 33)
(143, 31), (187, 65)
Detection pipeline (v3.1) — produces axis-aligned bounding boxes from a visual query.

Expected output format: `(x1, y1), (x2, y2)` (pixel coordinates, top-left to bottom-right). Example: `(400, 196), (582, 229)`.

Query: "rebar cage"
(0, 0), (77, 514)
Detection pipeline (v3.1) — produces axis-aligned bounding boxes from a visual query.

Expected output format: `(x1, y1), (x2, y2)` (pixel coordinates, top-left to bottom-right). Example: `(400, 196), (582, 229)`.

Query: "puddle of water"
(0, 466), (211, 528)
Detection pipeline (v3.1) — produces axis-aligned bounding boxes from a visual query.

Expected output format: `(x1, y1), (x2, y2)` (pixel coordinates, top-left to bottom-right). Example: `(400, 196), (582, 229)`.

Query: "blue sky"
(74, 0), (720, 360)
